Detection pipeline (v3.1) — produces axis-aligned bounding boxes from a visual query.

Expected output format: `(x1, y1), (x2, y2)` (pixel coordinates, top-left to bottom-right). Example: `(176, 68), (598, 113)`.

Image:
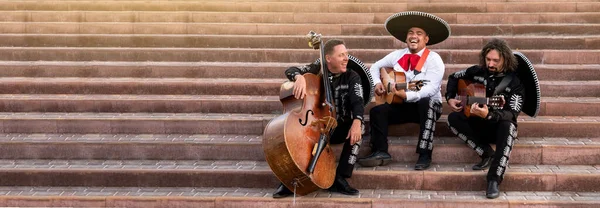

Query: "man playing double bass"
(359, 11), (450, 170)
(272, 39), (373, 198)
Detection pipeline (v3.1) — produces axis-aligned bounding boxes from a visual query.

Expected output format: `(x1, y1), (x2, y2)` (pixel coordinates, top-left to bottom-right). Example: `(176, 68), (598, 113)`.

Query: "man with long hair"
(445, 38), (525, 199)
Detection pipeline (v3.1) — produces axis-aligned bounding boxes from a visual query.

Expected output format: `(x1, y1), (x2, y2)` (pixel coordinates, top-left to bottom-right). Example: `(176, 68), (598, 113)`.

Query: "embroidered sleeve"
(348, 71), (365, 122)
(284, 62), (320, 81)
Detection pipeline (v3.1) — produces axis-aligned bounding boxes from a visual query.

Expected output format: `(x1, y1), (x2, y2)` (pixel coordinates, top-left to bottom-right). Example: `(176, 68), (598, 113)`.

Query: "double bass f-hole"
(298, 110), (314, 126)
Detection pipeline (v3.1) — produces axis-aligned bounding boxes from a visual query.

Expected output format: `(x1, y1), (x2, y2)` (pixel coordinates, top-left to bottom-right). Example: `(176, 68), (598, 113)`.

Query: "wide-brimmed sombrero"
(315, 54), (374, 107)
(385, 11), (451, 45)
(513, 52), (541, 118)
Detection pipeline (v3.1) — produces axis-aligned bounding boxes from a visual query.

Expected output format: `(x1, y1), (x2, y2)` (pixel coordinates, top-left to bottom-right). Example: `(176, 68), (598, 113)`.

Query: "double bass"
(262, 31), (337, 196)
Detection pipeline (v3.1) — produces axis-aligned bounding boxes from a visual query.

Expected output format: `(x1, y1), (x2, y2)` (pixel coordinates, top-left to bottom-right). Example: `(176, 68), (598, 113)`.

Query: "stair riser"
(0, 2), (595, 13)
(5, 23), (600, 36)
(1, 142), (597, 166)
(2, 11), (600, 24)
(0, 82), (593, 97)
(0, 119), (597, 137)
(1, 36), (599, 50)
(0, 170), (598, 192)
(2, 49), (597, 64)
(2, 64), (597, 81)
(2, 99), (595, 117)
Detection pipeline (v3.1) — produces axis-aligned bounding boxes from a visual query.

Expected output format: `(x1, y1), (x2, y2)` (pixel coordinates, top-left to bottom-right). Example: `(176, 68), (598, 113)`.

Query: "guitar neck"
(395, 83), (408, 90)
(465, 97), (490, 105)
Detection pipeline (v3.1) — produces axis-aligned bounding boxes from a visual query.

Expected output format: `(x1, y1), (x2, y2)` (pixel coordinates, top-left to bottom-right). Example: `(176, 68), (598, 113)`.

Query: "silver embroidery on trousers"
(348, 155), (357, 164)
(496, 123), (517, 178)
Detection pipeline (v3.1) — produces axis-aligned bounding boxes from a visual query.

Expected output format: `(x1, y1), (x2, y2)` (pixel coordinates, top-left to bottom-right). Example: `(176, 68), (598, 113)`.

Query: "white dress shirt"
(369, 47), (445, 103)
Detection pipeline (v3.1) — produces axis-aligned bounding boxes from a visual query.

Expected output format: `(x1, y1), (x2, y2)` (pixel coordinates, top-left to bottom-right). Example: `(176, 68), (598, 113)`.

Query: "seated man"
(445, 38), (528, 199)
(359, 11), (450, 170)
(272, 39), (373, 198)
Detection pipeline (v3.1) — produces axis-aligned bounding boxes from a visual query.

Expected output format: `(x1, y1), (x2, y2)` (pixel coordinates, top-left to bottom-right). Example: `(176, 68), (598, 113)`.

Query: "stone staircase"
(0, 0), (599, 207)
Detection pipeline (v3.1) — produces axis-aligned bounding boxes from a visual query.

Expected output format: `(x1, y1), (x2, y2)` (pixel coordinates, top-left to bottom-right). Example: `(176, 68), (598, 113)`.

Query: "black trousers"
(329, 119), (361, 178)
(447, 112), (518, 184)
(369, 97), (442, 155)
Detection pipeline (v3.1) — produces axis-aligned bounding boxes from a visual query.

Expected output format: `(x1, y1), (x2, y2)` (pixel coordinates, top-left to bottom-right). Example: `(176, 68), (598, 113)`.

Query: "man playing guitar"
(445, 38), (526, 199)
(358, 11), (450, 170)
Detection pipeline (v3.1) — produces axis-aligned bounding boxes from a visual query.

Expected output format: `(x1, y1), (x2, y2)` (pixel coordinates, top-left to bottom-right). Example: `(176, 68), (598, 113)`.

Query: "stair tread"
(0, 186), (598, 202)
(0, 159), (598, 174)
(1, 77), (598, 85)
(0, 133), (597, 145)
(4, 61), (600, 68)
(0, 112), (598, 121)
(0, 94), (597, 103)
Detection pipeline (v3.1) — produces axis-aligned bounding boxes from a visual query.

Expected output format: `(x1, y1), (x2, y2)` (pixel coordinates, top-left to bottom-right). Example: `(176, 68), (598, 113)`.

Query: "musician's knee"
(447, 112), (464, 127)
(369, 104), (388, 117)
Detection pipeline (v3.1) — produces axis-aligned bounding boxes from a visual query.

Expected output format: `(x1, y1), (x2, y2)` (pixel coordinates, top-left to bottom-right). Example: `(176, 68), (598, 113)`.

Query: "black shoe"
(272, 183), (293, 198)
(414, 153), (432, 170)
(486, 180), (500, 199)
(357, 151), (392, 167)
(473, 155), (493, 170)
(328, 176), (359, 195)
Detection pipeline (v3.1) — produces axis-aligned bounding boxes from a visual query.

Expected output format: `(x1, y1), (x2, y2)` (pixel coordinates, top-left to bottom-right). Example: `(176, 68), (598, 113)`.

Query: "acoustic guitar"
(375, 67), (428, 105)
(456, 79), (504, 117)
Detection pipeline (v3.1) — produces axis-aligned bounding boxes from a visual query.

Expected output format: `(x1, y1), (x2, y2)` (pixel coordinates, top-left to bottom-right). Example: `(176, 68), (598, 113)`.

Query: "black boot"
(328, 176), (359, 195)
(357, 151), (392, 167)
(486, 180), (500, 199)
(272, 183), (293, 198)
(414, 153), (431, 170)
(473, 155), (493, 170)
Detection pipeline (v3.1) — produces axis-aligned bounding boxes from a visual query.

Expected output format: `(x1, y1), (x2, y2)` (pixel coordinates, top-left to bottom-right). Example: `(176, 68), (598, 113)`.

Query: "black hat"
(385, 11), (451, 45)
(315, 54), (374, 107)
(514, 52), (541, 118)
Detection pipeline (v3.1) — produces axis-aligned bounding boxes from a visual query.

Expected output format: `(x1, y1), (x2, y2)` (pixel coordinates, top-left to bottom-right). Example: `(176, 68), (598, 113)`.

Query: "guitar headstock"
(408, 80), (429, 91)
(306, 31), (322, 50)
(488, 96), (505, 107)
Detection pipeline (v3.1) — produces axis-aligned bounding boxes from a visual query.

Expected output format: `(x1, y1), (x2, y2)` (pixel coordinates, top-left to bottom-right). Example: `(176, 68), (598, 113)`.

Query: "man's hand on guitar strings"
(470, 102), (489, 118)
(447, 99), (463, 112)
(374, 83), (386, 96)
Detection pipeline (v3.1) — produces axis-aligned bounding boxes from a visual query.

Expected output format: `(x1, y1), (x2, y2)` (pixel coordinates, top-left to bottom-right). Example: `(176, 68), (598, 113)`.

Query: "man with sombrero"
(445, 38), (541, 198)
(358, 11), (450, 170)
(271, 39), (374, 198)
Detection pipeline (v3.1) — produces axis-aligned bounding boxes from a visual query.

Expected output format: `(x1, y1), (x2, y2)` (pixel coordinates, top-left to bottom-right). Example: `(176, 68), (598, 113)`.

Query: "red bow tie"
(398, 53), (421, 72)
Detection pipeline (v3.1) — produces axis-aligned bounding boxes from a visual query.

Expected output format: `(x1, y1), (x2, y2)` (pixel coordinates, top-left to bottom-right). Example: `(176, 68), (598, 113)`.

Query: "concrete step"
(0, 187), (597, 208)
(1, 62), (598, 81)
(1, 12), (600, 24)
(1, 1), (598, 13)
(0, 48), (599, 65)
(4, 22), (600, 36)
(0, 95), (596, 117)
(0, 94), (282, 114)
(0, 134), (597, 165)
(0, 78), (597, 98)
(0, 112), (597, 137)
(1, 34), (599, 50)
(1, 77), (595, 97)
(0, 159), (598, 192)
